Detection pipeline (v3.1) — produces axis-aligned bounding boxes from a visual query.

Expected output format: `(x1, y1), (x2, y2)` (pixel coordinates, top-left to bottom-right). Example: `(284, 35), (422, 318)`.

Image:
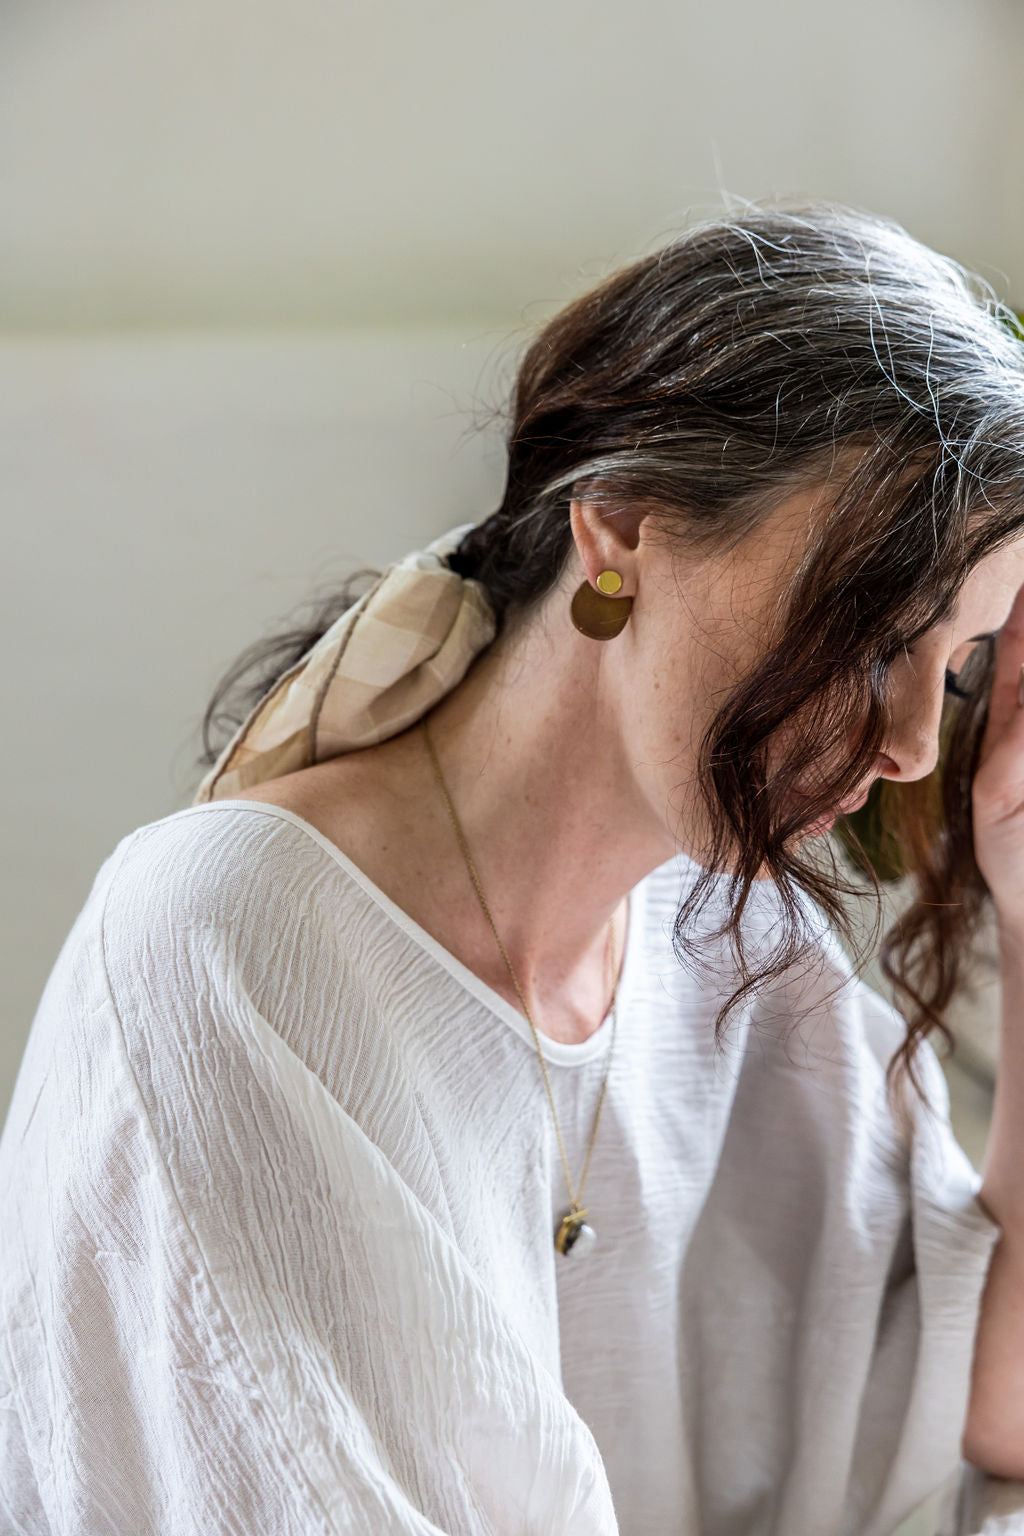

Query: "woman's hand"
(962, 575), (1024, 1475)
(972, 578), (1024, 933)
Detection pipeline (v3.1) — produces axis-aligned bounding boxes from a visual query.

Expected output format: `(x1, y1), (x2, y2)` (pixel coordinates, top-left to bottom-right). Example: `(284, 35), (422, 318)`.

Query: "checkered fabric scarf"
(192, 521), (497, 805)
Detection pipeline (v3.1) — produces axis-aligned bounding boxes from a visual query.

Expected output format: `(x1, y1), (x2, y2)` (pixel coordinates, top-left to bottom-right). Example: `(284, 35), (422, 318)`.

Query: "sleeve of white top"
(955, 1459), (1024, 1534)
(835, 976), (1003, 1536)
(0, 828), (617, 1536)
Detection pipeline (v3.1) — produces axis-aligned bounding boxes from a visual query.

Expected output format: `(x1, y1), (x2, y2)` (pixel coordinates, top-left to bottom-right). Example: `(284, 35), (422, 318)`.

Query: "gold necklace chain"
(420, 714), (621, 1257)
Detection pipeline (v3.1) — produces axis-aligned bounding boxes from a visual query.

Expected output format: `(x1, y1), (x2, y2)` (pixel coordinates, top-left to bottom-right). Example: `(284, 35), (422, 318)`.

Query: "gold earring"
(570, 569), (634, 641)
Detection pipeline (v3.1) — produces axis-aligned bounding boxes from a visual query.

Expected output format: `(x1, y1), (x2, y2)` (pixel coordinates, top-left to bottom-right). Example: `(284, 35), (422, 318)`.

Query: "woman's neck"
(403, 614), (675, 998)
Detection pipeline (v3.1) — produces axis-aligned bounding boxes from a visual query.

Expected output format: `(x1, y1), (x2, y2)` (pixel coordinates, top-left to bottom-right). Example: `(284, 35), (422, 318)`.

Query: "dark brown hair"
(199, 195), (1024, 1118)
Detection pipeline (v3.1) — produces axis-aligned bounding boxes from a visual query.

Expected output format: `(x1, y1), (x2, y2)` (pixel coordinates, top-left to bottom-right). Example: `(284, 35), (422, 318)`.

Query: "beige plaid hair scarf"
(192, 521), (497, 805)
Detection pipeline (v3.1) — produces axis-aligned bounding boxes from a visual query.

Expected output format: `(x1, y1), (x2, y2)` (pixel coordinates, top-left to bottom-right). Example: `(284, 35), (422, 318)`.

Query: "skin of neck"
(418, 610), (657, 997)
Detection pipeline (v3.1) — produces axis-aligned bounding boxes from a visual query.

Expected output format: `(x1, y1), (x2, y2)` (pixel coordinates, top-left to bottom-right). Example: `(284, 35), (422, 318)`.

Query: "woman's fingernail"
(1017, 663), (1024, 709)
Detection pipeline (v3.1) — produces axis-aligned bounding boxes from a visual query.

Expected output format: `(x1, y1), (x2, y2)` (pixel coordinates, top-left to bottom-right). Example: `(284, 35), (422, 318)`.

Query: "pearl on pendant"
(566, 1221), (597, 1258)
(555, 1211), (597, 1257)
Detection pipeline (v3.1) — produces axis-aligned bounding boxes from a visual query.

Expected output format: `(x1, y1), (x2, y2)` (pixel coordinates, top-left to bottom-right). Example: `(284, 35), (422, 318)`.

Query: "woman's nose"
(876, 677), (945, 785)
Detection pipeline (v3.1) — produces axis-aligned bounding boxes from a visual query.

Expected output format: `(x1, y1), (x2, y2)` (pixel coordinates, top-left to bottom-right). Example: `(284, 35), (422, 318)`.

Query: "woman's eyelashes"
(944, 631), (999, 698)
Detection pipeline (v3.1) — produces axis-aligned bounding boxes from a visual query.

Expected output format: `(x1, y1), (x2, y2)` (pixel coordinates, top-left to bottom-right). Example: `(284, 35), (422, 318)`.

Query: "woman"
(4, 197), (1024, 1535)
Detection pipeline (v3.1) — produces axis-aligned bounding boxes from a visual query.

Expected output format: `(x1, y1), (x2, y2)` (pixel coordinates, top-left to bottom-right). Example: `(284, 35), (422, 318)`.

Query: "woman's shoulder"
(97, 796), (363, 977)
(80, 797), (384, 1052)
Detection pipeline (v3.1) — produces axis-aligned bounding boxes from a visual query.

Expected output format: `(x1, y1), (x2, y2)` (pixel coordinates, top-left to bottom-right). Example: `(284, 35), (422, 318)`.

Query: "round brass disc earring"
(570, 569), (634, 641)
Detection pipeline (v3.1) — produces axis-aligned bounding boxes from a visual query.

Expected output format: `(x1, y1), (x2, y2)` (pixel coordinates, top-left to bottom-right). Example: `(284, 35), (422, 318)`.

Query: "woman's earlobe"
(570, 572), (634, 640)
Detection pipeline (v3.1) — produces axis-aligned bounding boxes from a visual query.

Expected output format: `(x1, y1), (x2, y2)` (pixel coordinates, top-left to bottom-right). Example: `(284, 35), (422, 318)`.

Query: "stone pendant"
(555, 1207), (597, 1258)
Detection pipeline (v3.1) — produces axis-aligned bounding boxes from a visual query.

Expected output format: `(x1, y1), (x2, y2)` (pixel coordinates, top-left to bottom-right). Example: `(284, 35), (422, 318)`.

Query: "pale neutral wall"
(2, 0), (1023, 328)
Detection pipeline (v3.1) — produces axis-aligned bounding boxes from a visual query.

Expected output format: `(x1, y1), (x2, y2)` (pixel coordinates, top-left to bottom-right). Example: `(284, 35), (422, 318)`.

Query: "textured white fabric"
(0, 800), (1002, 1536)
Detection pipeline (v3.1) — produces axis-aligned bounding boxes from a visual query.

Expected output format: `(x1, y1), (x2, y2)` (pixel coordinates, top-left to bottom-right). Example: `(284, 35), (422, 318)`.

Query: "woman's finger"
(979, 578), (1024, 770)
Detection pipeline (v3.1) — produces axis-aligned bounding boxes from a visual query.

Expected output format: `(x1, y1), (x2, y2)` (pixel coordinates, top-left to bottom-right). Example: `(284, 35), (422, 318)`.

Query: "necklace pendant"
(555, 1207), (597, 1258)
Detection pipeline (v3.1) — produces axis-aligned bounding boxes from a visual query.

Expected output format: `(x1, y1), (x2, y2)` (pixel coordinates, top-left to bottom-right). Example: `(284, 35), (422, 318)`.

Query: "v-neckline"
(179, 798), (645, 1068)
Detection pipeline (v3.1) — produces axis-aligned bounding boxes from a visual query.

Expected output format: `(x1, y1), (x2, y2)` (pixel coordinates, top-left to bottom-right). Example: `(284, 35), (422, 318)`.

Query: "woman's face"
(569, 480), (1024, 866)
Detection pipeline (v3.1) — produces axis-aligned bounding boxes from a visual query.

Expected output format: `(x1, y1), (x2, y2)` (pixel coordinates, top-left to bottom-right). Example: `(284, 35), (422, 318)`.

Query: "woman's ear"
(568, 495), (642, 593)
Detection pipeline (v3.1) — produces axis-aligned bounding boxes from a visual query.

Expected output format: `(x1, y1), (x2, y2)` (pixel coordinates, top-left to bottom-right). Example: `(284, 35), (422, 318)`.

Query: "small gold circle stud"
(595, 570), (623, 595)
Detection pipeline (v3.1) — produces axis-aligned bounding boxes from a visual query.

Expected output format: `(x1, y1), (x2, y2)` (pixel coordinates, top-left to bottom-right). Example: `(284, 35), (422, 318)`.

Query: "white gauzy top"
(0, 800), (1002, 1536)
